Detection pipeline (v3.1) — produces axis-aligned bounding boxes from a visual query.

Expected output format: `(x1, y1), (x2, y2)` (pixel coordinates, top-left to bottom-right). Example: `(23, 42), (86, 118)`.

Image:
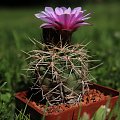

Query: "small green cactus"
(25, 6), (92, 106)
(25, 40), (92, 105)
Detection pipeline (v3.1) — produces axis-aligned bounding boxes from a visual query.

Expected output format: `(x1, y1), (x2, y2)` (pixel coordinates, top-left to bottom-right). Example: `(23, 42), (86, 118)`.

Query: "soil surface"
(27, 89), (110, 114)
(81, 89), (110, 105)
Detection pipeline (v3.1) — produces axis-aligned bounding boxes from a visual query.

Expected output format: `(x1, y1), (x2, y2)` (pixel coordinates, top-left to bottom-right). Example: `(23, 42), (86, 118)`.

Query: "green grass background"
(0, 3), (120, 119)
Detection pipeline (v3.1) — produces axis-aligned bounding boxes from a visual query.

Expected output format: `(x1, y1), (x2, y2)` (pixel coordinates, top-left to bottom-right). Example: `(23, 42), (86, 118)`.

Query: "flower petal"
(61, 7), (67, 11)
(40, 23), (54, 28)
(74, 7), (82, 11)
(83, 13), (91, 18)
(72, 22), (90, 30)
(71, 7), (82, 14)
(81, 17), (91, 21)
(45, 7), (54, 13)
(69, 12), (83, 27)
(39, 16), (55, 23)
(55, 7), (63, 15)
(35, 12), (48, 19)
(64, 7), (71, 14)
(35, 12), (58, 24)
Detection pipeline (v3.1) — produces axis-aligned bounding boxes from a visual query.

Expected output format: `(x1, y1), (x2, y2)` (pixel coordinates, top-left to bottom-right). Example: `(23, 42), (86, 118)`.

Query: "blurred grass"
(0, 3), (120, 119)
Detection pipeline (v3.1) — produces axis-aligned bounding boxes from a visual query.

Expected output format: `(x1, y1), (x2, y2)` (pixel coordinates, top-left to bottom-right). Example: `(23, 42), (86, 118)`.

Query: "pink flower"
(35, 7), (91, 32)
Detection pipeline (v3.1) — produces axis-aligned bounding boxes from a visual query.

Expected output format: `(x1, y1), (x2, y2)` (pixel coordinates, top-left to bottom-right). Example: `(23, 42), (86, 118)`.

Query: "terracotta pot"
(15, 83), (119, 120)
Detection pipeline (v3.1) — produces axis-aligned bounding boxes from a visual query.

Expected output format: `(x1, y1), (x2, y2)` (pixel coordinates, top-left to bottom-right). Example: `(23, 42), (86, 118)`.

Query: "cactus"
(25, 40), (92, 105)
(25, 6), (92, 106)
